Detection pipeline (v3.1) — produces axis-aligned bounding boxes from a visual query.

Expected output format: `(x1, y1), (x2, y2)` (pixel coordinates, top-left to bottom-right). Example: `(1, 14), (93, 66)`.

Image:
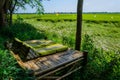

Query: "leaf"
(3, 70), (8, 75)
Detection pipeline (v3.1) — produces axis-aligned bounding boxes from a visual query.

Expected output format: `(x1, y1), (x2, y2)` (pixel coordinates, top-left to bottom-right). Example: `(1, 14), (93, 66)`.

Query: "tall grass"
(13, 13), (120, 21)
(0, 14), (120, 80)
(0, 49), (35, 80)
(81, 34), (120, 80)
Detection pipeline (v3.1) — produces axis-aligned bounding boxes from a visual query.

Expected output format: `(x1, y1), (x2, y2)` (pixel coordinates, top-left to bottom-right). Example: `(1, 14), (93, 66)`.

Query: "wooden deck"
(7, 39), (87, 80)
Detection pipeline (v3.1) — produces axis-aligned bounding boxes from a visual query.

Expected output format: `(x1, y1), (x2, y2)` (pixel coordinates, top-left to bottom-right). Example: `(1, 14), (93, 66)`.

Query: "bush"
(0, 49), (35, 80)
(80, 34), (120, 80)
(0, 50), (17, 80)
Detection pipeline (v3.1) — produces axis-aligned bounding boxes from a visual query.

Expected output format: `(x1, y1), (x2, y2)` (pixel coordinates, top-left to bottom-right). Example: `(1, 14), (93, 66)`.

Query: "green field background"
(0, 13), (120, 80)
(13, 13), (120, 51)
(13, 13), (120, 21)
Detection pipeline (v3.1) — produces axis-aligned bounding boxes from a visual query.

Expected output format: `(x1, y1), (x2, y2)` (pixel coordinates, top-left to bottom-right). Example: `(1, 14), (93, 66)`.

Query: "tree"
(0, 0), (44, 28)
(75, 0), (83, 51)
(0, 0), (9, 27)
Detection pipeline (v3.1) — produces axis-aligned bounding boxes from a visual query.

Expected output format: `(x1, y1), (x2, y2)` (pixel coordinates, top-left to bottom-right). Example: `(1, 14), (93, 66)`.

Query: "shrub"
(80, 34), (120, 80)
(0, 49), (35, 80)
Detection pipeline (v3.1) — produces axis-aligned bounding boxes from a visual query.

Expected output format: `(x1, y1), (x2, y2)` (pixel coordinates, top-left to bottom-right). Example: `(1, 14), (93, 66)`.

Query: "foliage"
(0, 13), (120, 80)
(22, 14), (120, 51)
(15, 0), (44, 14)
(13, 13), (120, 22)
(80, 34), (120, 80)
(0, 50), (35, 80)
(0, 0), (44, 27)
(22, 14), (119, 80)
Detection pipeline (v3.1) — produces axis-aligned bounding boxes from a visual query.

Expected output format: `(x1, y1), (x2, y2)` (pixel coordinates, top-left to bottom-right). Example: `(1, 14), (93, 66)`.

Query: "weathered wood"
(34, 51), (83, 76)
(75, 0), (83, 50)
(83, 51), (88, 66)
(42, 76), (59, 79)
(36, 58), (83, 80)
(56, 66), (82, 80)
(7, 39), (87, 80)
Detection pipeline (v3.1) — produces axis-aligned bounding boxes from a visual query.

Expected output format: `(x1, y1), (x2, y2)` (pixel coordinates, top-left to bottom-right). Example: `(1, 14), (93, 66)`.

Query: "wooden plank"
(48, 57), (61, 66)
(34, 61), (42, 70)
(27, 52), (34, 59)
(26, 61), (40, 70)
(58, 51), (79, 62)
(58, 57), (67, 63)
(7, 40), (87, 80)
(42, 76), (59, 79)
(29, 49), (38, 58)
(36, 58), (83, 80)
(34, 52), (83, 76)
(56, 66), (82, 80)
(72, 51), (83, 58)
(35, 60), (49, 70)
(43, 60), (53, 68)
(24, 63), (31, 70)
(40, 57), (48, 62)
(52, 55), (63, 63)
(40, 63), (49, 70)
(9, 42), (86, 80)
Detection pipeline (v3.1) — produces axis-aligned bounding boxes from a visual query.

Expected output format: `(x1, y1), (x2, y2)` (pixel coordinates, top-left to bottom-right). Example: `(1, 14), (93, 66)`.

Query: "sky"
(17, 0), (120, 13)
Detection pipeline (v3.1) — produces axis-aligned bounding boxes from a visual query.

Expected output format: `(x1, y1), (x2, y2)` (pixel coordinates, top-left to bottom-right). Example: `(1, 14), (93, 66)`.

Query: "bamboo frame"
(8, 45), (88, 80)
(36, 58), (83, 80)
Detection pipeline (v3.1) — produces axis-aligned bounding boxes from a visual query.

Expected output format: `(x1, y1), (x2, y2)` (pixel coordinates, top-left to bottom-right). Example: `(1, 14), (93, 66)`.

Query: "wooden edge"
(36, 58), (83, 80)
(56, 66), (82, 80)
(42, 76), (59, 79)
(9, 50), (27, 69)
(34, 51), (83, 76)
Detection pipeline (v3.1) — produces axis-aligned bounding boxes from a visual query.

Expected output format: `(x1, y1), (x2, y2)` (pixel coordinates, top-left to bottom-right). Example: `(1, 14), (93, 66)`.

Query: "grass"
(0, 13), (120, 80)
(81, 34), (120, 80)
(23, 18), (120, 52)
(13, 13), (120, 21)
(0, 49), (35, 80)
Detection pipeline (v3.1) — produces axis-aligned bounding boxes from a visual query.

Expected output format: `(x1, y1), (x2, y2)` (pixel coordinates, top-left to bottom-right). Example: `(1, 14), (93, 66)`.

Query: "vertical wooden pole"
(83, 51), (88, 66)
(75, 0), (83, 51)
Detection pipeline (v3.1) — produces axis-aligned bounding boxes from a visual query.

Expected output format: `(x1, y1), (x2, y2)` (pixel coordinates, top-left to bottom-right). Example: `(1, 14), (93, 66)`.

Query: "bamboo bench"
(6, 38), (88, 80)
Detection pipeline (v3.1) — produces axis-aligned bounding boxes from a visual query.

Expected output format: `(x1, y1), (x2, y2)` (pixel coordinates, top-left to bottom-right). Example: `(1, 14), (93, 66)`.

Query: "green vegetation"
(13, 13), (120, 21)
(0, 13), (120, 80)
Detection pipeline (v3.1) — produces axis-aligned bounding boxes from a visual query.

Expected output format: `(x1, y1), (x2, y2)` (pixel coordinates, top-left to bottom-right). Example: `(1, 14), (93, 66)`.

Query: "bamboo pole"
(75, 0), (83, 51)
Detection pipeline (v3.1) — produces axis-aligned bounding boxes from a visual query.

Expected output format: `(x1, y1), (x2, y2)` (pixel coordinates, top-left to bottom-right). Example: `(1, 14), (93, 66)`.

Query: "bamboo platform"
(6, 38), (87, 80)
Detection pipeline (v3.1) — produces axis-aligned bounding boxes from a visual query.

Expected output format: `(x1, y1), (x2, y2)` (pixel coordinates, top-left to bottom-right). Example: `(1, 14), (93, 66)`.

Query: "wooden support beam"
(75, 0), (83, 51)
(56, 66), (82, 80)
(36, 58), (83, 80)
(34, 53), (83, 76)
(42, 76), (59, 79)
(83, 51), (88, 66)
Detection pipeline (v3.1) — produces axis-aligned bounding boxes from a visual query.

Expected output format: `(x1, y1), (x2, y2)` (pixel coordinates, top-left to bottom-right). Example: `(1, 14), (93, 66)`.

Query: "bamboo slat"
(7, 39), (87, 80)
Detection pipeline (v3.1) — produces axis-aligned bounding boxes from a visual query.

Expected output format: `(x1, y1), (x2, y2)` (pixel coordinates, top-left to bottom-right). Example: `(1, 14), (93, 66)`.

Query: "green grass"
(0, 13), (120, 80)
(13, 13), (120, 21)
(83, 13), (120, 21)
(23, 18), (120, 52)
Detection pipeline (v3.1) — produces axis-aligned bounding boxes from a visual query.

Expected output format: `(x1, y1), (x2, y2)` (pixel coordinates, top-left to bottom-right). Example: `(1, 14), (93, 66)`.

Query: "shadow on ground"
(0, 21), (47, 49)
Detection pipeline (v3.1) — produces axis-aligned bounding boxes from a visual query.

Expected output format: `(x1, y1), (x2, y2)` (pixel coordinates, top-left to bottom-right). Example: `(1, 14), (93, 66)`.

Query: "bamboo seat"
(6, 38), (87, 80)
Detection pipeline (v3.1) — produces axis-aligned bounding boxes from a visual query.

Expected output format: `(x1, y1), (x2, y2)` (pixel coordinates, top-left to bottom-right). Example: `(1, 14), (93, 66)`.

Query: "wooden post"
(75, 0), (83, 51)
(83, 51), (88, 66)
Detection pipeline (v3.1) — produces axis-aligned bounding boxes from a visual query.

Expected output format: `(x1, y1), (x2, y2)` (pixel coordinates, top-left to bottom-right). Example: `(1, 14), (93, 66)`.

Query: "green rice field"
(13, 13), (120, 21)
(13, 13), (120, 52)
